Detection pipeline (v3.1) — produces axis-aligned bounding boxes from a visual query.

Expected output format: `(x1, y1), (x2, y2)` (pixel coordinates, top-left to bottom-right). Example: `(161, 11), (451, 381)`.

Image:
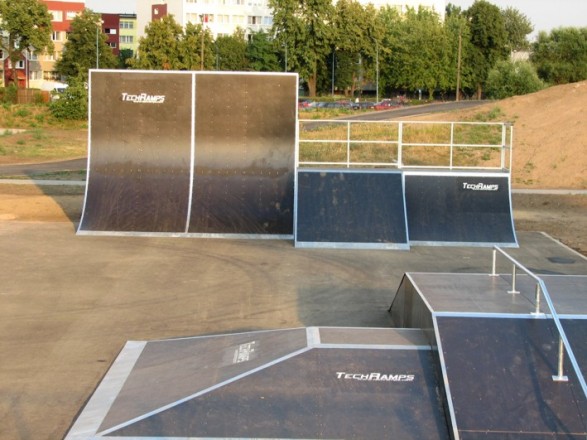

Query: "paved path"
(344, 100), (488, 121)
(0, 157), (86, 176)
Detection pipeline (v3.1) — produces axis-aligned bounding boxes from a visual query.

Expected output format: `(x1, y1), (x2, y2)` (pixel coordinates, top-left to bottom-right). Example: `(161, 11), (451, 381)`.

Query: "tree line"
(1, 0), (586, 105)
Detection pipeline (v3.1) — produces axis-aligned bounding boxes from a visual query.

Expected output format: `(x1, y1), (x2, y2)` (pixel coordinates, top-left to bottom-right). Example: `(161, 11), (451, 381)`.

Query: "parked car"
(298, 99), (313, 109)
(373, 99), (402, 110)
(351, 101), (376, 110)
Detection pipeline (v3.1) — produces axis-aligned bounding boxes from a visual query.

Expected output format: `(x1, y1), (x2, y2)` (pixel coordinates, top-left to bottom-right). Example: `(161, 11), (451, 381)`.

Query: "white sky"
(448, 0), (586, 39)
(85, 0), (136, 14)
(85, 0), (586, 38)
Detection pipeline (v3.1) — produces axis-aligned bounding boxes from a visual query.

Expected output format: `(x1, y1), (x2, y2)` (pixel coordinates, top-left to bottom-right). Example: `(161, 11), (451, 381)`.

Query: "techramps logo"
(461, 181), (500, 192)
(336, 372), (415, 382)
(121, 92), (166, 104)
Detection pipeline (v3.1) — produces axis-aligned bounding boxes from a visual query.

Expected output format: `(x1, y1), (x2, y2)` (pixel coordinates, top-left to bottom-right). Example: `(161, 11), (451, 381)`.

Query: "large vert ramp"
(78, 70), (298, 237)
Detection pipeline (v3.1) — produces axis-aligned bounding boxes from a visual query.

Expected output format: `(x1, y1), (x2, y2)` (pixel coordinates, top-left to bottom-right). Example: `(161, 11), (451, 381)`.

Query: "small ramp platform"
(65, 327), (449, 440)
(390, 272), (587, 439)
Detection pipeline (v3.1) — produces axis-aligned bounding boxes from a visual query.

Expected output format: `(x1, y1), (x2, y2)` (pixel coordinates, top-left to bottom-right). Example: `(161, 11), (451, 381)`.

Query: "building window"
(120, 20), (134, 29)
(44, 71), (59, 81)
(30, 71), (42, 81)
(233, 15), (245, 24)
(49, 10), (63, 21)
(105, 28), (117, 35)
(120, 35), (134, 44)
(8, 60), (25, 69)
(109, 42), (117, 48)
(52, 31), (62, 41)
(66, 11), (79, 20)
(248, 16), (261, 25)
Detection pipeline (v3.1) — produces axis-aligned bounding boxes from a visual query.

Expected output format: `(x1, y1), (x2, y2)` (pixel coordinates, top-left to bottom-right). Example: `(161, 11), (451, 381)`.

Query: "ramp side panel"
(188, 74), (297, 235)
(295, 170), (408, 247)
(405, 173), (517, 245)
(390, 274), (435, 338)
(437, 316), (587, 438)
(80, 71), (192, 233)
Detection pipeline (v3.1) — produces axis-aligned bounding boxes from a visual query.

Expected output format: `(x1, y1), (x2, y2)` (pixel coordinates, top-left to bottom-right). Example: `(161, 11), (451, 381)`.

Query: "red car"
(374, 99), (402, 110)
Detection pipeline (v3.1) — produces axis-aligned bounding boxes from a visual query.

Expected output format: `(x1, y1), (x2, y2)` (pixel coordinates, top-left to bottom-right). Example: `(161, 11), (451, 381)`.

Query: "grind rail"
(491, 246), (587, 396)
(298, 120), (513, 171)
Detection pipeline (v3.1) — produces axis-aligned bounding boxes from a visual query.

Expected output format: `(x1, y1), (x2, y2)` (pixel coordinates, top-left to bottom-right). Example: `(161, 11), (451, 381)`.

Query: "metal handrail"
(491, 247), (587, 395)
(298, 119), (513, 171)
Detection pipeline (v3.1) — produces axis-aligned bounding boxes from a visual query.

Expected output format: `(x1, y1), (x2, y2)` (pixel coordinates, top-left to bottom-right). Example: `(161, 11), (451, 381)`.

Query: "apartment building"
(136, 0), (446, 41)
(356, 0), (445, 19)
(136, 0), (274, 40)
(40, 0), (85, 89)
(119, 14), (139, 55)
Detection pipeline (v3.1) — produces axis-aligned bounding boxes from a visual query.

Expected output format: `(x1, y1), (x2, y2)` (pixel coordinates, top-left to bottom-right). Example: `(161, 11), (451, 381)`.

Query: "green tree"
(246, 30), (281, 72)
(531, 27), (587, 84)
(501, 7), (533, 52)
(179, 21), (214, 70)
(270, 0), (335, 96)
(118, 48), (134, 69)
(466, 0), (509, 98)
(486, 60), (544, 98)
(444, 8), (475, 98)
(0, 0), (53, 87)
(56, 9), (118, 82)
(332, 0), (382, 97)
(383, 7), (447, 99)
(215, 29), (248, 71)
(130, 15), (183, 70)
(378, 6), (403, 96)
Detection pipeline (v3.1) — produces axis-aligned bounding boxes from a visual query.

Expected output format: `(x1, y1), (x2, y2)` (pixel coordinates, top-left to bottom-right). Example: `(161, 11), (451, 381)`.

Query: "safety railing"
(298, 119), (513, 171)
(491, 246), (587, 396)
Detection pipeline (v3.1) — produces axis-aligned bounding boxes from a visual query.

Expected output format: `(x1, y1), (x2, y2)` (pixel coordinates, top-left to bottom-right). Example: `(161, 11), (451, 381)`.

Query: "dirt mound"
(421, 81), (587, 189)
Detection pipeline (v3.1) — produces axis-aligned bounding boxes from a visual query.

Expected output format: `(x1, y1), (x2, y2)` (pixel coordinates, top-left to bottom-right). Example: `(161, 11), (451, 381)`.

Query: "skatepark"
(1, 71), (586, 439)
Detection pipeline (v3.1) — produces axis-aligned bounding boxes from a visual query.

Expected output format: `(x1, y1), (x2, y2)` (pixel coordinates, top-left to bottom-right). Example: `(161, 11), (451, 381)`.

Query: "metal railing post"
(553, 337), (569, 382)
(500, 123), (506, 170)
(508, 264), (520, 294)
(491, 248), (498, 276)
(532, 283), (542, 315)
(397, 122), (403, 168)
(346, 121), (351, 168)
(450, 122), (454, 170)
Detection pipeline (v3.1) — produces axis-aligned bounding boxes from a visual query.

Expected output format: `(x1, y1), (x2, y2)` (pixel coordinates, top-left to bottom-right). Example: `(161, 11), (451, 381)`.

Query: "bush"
(486, 60), (545, 99)
(1, 84), (18, 104)
(49, 80), (87, 120)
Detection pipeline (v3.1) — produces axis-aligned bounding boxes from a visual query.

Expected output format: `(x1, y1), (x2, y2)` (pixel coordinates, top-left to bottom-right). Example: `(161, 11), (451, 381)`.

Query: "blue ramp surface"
(295, 169), (408, 249)
(437, 316), (587, 439)
(405, 172), (517, 246)
(65, 327), (450, 440)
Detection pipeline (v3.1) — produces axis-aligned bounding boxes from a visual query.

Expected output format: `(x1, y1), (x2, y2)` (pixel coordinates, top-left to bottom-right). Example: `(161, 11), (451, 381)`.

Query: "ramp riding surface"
(66, 328), (450, 440)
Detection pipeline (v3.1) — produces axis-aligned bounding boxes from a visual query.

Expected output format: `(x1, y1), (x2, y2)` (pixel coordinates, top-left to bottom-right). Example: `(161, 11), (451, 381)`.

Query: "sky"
(448, 0), (587, 39)
(85, 0), (586, 39)
(85, 0), (136, 14)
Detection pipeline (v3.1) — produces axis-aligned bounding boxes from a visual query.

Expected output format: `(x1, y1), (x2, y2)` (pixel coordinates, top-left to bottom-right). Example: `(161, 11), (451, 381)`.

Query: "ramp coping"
(491, 246), (587, 396)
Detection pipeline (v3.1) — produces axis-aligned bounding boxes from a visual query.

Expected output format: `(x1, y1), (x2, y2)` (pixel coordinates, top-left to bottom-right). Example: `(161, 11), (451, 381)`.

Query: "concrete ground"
(1, 219), (586, 440)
